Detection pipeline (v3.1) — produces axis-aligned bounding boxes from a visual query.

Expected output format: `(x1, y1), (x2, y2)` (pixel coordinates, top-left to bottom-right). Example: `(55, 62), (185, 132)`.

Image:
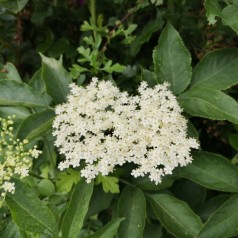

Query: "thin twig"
(101, 12), (133, 53)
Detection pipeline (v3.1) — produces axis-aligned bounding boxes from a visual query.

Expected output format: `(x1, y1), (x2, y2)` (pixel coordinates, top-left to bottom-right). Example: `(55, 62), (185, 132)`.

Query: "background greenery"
(1, 0), (238, 237)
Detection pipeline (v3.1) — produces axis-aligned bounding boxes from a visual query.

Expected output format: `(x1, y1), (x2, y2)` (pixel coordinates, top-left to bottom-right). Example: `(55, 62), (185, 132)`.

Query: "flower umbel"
(53, 78), (199, 184)
(0, 116), (42, 197)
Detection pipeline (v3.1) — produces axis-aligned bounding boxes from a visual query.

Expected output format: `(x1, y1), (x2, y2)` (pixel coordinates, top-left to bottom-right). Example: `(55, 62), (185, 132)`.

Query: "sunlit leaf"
(149, 193), (203, 238)
(6, 179), (57, 235)
(118, 186), (146, 238)
(153, 22), (191, 94)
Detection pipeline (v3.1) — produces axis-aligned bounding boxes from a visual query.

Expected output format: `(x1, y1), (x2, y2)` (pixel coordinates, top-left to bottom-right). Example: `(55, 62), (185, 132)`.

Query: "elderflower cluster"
(53, 78), (199, 184)
(0, 116), (42, 197)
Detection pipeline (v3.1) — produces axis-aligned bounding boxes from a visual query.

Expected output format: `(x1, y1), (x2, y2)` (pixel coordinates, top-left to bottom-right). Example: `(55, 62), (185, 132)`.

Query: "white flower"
(2, 181), (15, 194)
(53, 78), (199, 184)
(0, 116), (41, 197)
(30, 147), (42, 159)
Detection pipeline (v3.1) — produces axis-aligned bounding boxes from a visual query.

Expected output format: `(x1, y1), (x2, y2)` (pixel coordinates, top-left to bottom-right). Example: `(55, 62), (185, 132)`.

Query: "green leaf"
(150, 0), (163, 5)
(95, 175), (119, 193)
(198, 194), (230, 222)
(88, 218), (124, 238)
(204, 0), (222, 25)
(118, 186), (146, 238)
(102, 63), (126, 73)
(187, 120), (199, 141)
(143, 224), (163, 238)
(17, 109), (55, 141)
(31, 2), (53, 25)
(3, 63), (22, 82)
(36, 28), (54, 53)
(191, 49), (238, 90)
(149, 193), (203, 238)
(48, 38), (70, 58)
(70, 64), (88, 79)
(0, 218), (23, 238)
(43, 135), (57, 167)
(29, 69), (46, 94)
(180, 151), (238, 192)
(140, 68), (158, 87)
(153, 22), (191, 95)
(133, 175), (175, 191)
(130, 11), (163, 56)
(172, 179), (206, 212)
(198, 194), (238, 238)
(0, 0), (29, 14)
(0, 80), (49, 107)
(222, 4), (238, 34)
(41, 54), (72, 104)
(229, 133), (238, 151)
(56, 169), (80, 193)
(62, 180), (94, 238)
(5, 179), (57, 235)
(28, 69), (52, 106)
(86, 185), (113, 218)
(37, 179), (55, 197)
(0, 107), (30, 120)
(178, 86), (238, 123)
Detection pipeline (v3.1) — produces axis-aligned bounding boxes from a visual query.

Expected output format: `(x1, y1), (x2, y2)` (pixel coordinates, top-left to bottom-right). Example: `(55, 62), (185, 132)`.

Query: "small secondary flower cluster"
(0, 116), (41, 197)
(53, 78), (199, 184)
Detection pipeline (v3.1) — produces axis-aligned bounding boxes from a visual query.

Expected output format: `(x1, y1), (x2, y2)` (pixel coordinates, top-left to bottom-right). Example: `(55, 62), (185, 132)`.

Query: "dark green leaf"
(198, 194), (238, 238)
(133, 175), (175, 191)
(180, 151), (238, 192)
(5, 179), (57, 235)
(198, 194), (230, 222)
(191, 49), (238, 90)
(36, 28), (54, 53)
(43, 135), (57, 167)
(41, 54), (72, 104)
(88, 218), (124, 238)
(153, 22), (191, 94)
(1, 0), (29, 13)
(143, 224), (163, 238)
(222, 4), (238, 34)
(178, 86), (238, 123)
(149, 193), (203, 238)
(0, 107), (30, 119)
(17, 109), (55, 141)
(86, 185), (113, 218)
(0, 80), (49, 107)
(229, 133), (238, 151)
(187, 120), (199, 141)
(48, 38), (70, 58)
(140, 68), (158, 87)
(172, 179), (206, 212)
(31, 2), (53, 25)
(118, 186), (146, 238)
(62, 180), (94, 238)
(130, 11), (163, 56)
(204, 0), (222, 24)
(0, 218), (23, 238)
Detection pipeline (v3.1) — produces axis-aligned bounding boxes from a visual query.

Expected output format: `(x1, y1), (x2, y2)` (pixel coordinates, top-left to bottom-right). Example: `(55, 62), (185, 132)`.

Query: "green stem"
(90, 0), (96, 38)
